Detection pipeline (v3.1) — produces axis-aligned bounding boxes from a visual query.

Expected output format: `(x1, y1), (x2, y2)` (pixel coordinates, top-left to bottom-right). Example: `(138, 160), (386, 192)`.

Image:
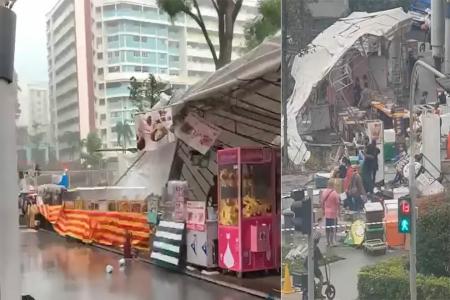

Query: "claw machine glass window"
(218, 165), (239, 227)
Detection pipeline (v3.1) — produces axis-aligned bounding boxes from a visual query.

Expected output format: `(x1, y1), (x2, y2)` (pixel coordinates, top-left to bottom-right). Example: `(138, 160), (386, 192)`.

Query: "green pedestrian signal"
(398, 197), (411, 234)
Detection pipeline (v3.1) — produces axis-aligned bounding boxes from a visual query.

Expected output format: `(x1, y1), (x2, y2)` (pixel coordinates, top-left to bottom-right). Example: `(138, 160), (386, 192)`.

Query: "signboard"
(167, 181), (187, 222)
(175, 113), (221, 155)
(135, 107), (175, 151)
(186, 201), (206, 231)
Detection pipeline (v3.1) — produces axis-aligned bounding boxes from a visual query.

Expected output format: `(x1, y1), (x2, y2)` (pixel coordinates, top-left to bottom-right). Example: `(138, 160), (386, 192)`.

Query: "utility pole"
(307, 187), (314, 300)
(0, 3), (21, 299)
(408, 60), (446, 300)
(281, 0), (288, 168)
(445, 0), (450, 74)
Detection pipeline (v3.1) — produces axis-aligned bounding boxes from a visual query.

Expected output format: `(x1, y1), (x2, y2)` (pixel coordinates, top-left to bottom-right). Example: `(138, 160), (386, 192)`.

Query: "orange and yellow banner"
(38, 204), (152, 250)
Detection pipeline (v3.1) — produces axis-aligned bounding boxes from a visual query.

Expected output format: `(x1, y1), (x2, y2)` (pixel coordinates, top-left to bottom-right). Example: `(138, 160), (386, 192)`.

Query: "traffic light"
(398, 196), (412, 234)
(290, 189), (312, 235)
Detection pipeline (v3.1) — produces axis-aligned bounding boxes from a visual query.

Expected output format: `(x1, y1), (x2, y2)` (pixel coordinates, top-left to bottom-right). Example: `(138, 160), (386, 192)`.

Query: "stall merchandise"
(217, 147), (280, 277)
(38, 186), (152, 250)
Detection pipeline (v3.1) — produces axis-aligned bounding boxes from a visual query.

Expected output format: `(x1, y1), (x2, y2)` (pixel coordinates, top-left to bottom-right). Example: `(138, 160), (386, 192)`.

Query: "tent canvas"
(286, 8), (412, 165)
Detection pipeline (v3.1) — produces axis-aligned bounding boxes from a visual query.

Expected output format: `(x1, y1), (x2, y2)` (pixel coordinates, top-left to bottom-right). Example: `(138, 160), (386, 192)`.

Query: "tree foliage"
(58, 131), (81, 161)
(417, 203), (450, 277)
(129, 74), (167, 113)
(349, 0), (411, 12)
(115, 120), (134, 149)
(244, 0), (281, 50)
(81, 132), (103, 168)
(157, 0), (243, 69)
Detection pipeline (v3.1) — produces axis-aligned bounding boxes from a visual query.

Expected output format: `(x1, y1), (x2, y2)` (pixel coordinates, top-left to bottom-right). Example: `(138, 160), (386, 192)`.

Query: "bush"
(358, 258), (450, 300)
(417, 203), (450, 277)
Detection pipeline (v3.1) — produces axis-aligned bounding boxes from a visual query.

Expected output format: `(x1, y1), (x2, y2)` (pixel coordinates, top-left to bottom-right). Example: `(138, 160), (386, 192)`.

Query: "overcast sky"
(14, 0), (58, 85)
(14, 0), (57, 126)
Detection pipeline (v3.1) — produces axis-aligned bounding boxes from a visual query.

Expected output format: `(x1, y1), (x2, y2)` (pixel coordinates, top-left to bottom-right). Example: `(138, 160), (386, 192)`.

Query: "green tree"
(81, 132), (103, 169)
(349, 0), (411, 12)
(157, 0), (243, 69)
(129, 74), (167, 113)
(58, 131), (81, 161)
(115, 120), (134, 150)
(417, 203), (450, 277)
(244, 0), (281, 50)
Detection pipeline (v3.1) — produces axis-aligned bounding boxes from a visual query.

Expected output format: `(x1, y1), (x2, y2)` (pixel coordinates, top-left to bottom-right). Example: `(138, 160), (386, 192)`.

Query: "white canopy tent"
(286, 8), (412, 165)
(118, 35), (281, 201)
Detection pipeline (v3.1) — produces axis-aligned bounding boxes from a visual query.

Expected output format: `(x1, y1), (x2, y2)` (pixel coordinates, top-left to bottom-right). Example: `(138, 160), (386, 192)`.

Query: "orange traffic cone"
(447, 132), (450, 159)
(281, 264), (295, 294)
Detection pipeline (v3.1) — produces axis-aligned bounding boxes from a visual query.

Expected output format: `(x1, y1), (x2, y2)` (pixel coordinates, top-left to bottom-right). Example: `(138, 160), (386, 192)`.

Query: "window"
(107, 36), (118, 42)
(169, 70), (179, 76)
(96, 23), (101, 29)
(159, 68), (167, 74)
(142, 37), (148, 42)
(142, 66), (149, 72)
(97, 52), (103, 59)
(159, 53), (167, 60)
(135, 66), (142, 72)
(169, 55), (179, 62)
(97, 37), (102, 46)
(108, 52), (113, 58)
(99, 99), (106, 105)
(142, 52), (149, 57)
(115, 51), (120, 57)
(99, 83), (104, 90)
(133, 51), (140, 57)
(108, 66), (120, 73)
(98, 68), (104, 75)
(133, 36), (139, 42)
(101, 114), (106, 120)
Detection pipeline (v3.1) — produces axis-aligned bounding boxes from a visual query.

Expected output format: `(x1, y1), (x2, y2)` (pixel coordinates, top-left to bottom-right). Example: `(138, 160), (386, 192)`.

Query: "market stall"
(38, 186), (153, 250)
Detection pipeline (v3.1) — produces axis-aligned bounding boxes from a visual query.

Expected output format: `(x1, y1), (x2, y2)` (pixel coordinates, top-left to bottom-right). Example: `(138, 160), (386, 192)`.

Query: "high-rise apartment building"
(28, 84), (50, 131)
(46, 0), (95, 161)
(47, 0), (258, 158)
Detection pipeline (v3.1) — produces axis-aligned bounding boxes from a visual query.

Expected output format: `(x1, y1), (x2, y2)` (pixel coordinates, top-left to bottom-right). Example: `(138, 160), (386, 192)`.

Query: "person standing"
(365, 139), (380, 186)
(321, 181), (340, 247)
(346, 165), (366, 211)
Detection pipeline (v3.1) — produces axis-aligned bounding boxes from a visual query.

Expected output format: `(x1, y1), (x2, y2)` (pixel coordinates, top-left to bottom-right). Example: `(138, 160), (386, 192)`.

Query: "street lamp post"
(408, 60), (446, 300)
(0, 3), (21, 299)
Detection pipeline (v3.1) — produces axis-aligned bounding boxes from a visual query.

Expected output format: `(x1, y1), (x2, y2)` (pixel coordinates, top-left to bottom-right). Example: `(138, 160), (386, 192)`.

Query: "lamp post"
(408, 60), (446, 300)
(0, 3), (21, 299)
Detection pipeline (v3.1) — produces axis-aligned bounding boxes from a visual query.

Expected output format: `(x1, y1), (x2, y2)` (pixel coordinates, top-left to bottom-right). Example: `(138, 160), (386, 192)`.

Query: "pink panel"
(218, 226), (240, 271)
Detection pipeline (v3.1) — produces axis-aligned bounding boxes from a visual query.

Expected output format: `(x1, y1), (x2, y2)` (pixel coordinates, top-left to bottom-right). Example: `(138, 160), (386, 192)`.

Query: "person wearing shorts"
(321, 181), (340, 247)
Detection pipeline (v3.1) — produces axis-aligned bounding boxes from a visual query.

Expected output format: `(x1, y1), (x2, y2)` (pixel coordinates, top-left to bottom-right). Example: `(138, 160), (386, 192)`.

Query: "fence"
(23, 169), (118, 189)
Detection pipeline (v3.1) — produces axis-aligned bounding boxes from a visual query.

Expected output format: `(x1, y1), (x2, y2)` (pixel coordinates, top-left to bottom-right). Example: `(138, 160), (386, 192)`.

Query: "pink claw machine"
(217, 147), (280, 277)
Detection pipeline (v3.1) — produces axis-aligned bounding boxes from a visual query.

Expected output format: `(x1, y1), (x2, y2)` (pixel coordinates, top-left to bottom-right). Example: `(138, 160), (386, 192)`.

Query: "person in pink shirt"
(321, 181), (341, 247)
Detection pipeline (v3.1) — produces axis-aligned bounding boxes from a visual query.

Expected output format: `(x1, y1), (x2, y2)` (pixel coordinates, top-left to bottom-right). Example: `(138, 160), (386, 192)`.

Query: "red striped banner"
(38, 204), (152, 250)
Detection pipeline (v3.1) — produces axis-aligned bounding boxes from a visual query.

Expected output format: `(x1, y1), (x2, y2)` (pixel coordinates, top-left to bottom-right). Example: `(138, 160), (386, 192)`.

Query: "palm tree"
(58, 131), (81, 161)
(80, 132), (103, 169)
(115, 120), (134, 152)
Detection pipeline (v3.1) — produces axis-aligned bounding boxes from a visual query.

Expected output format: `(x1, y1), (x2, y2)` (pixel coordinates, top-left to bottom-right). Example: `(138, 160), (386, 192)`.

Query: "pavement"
(21, 230), (262, 300)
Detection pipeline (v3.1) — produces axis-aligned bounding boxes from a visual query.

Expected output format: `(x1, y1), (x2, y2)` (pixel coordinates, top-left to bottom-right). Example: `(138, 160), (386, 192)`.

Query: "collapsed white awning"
(169, 34), (281, 106)
(286, 8), (412, 165)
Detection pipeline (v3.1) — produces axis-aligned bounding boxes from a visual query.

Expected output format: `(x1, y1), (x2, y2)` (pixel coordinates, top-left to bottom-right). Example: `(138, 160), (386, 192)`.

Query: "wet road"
(21, 230), (260, 300)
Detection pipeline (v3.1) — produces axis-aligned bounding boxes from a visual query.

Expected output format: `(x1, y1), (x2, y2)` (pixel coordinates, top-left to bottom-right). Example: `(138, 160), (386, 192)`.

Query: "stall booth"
(217, 147), (280, 277)
(38, 186), (153, 250)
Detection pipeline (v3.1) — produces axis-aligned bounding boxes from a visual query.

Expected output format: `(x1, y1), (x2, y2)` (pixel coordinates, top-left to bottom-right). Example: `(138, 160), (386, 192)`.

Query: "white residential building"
(46, 0), (95, 162)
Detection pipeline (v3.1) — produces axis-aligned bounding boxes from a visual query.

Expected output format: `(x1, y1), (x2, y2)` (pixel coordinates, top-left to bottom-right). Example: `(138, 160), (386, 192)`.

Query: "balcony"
(55, 65), (77, 85)
(56, 82), (78, 98)
(54, 38), (76, 56)
(106, 85), (129, 98)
